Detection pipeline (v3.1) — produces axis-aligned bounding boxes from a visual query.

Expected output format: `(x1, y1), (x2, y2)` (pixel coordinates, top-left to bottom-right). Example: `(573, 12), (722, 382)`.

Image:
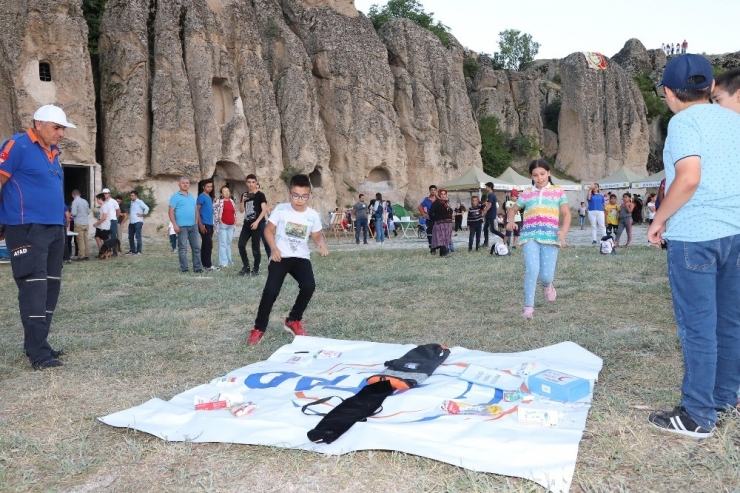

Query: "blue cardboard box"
(527, 370), (591, 402)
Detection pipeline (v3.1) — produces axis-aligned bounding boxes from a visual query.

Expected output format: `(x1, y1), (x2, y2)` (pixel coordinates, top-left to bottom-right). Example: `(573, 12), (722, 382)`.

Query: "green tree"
(478, 116), (512, 177)
(82, 0), (108, 56)
(492, 29), (540, 71)
(367, 0), (451, 46)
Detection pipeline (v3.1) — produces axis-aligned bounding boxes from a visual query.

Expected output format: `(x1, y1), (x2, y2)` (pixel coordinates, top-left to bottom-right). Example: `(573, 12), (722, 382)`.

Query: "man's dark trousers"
(238, 221), (262, 272)
(3, 224), (64, 364)
(200, 224), (214, 268)
(355, 217), (368, 243)
(483, 217), (505, 245)
(129, 222), (144, 253)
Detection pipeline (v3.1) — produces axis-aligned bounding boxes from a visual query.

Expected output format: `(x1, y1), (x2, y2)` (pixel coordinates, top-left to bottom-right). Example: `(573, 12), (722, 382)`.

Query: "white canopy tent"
(496, 167), (532, 190)
(439, 166), (516, 191)
(592, 166), (647, 190)
(551, 176), (582, 191)
(631, 169), (665, 188)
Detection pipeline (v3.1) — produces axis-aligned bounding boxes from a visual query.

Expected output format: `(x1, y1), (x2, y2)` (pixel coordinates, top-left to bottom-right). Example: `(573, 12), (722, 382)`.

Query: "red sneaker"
(247, 329), (264, 345)
(284, 318), (307, 336)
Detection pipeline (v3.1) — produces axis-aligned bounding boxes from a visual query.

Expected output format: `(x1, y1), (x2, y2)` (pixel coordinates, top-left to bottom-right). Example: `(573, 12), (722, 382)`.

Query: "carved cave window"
(368, 167), (391, 183)
(309, 168), (322, 188)
(39, 62), (52, 82)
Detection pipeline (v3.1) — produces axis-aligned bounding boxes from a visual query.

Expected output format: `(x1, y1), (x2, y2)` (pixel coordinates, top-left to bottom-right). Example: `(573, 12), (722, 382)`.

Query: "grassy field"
(0, 237), (738, 492)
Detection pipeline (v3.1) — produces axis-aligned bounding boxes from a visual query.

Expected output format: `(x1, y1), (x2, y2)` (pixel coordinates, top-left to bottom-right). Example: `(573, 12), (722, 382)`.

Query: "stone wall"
(0, 0), (96, 164)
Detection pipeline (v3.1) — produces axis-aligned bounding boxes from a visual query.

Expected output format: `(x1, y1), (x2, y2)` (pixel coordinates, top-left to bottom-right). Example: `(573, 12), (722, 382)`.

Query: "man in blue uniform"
(0, 104), (75, 370)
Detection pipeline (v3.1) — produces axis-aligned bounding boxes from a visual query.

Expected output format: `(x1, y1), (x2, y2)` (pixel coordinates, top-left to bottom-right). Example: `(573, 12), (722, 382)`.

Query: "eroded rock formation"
(379, 18), (481, 201)
(557, 52), (649, 181)
(10, 0), (739, 225)
(0, 0), (96, 164)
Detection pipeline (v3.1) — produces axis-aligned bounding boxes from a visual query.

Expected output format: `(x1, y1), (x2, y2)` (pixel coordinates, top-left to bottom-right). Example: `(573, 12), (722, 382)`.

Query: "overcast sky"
(354, 0), (740, 59)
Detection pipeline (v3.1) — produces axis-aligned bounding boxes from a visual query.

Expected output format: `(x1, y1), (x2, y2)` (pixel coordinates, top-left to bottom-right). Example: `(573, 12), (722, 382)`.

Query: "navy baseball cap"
(658, 54), (713, 90)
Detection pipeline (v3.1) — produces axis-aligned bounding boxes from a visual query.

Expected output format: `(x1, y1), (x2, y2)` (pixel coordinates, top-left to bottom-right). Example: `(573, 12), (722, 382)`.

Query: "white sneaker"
(209, 266), (220, 272)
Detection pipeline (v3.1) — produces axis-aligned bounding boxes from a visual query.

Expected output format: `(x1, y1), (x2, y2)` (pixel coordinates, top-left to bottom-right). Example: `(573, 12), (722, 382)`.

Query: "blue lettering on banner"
(245, 372), (301, 389)
(295, 375), (349, 391)
(244, 372), (366, 394)
(453, 381), (502, 404)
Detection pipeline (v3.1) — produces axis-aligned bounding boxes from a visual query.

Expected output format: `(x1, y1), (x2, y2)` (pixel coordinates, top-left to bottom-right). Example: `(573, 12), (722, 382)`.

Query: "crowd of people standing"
(662, 40), (688, 55)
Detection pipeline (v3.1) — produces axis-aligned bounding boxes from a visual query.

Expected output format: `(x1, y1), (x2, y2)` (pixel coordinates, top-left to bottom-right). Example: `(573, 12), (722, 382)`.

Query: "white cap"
(33, 104), (76, 128)
(102, 188), (111, 193)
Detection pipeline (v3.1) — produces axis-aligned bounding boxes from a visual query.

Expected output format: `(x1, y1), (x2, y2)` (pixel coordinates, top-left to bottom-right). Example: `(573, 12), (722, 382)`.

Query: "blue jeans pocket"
(683, 241), (717, 271)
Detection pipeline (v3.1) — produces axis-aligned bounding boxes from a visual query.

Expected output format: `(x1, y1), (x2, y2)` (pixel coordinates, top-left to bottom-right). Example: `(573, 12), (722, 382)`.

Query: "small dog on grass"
(98, 238), (120, 259)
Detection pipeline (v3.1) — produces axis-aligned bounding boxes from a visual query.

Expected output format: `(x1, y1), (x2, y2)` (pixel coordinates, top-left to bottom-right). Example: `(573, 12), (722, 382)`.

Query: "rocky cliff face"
(379, 18), (481, 200)
(0, 0), (96, 164)
(557, 52), (649, 181)
(280, 0), (405, 205)
(9, 0), (739, 224)
(97, 0), (479, 216)
(611, 38), (666, 77)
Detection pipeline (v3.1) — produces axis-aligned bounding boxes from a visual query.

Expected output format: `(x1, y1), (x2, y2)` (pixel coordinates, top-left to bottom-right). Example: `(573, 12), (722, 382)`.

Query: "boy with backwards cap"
(647, 54), (740, 437)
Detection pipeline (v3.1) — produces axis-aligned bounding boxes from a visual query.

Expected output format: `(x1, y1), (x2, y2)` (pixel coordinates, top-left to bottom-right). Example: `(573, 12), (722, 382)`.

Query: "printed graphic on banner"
(100, 337), (603, 493)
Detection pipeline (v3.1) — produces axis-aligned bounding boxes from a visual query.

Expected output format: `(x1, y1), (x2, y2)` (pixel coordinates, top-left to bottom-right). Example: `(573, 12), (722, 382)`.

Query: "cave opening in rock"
(309, 168), (322, 188)
(367, 167), (390, 183)
(214, 160), (246, 200)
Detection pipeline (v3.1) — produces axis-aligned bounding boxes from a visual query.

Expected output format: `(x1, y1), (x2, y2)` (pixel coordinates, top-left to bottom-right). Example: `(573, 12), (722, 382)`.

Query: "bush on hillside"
(478, 116), (512, 177)
(368, 0), (451, 47)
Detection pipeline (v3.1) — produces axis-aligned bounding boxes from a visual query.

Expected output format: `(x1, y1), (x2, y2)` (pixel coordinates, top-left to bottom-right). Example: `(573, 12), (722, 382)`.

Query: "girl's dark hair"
(528, 158), (554, 185)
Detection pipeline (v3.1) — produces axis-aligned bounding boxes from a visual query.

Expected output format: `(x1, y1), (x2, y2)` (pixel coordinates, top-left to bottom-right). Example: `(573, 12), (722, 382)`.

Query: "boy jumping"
(248, 174), (328, 345)
(647, 54), (740, 437)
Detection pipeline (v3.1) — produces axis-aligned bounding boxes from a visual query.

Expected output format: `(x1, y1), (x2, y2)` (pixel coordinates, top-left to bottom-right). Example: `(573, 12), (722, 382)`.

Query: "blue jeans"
(217, 224), (235, 266)
(522, 241), (559, 307)
(110, 220), (118, 240)
(128, 222), (143, 253)
(355, 217), (368, 243)
(177, 225), (202, 272)
(667, 236), (740, 429)
(375, 217), (384, 242)
(579, 215), (585, 228)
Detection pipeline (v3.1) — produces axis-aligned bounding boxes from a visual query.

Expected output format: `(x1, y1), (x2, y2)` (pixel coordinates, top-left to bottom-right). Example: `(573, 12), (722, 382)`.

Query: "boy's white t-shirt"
(270, 203), (322, 259)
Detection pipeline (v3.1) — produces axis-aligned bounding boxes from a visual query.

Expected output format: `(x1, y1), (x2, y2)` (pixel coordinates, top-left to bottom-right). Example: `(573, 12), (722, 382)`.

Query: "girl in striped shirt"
(506, 159), (571, 319)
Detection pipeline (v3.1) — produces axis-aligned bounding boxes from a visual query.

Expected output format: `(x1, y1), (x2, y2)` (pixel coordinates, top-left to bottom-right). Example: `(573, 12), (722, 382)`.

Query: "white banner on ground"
(100, 337), (603, 492)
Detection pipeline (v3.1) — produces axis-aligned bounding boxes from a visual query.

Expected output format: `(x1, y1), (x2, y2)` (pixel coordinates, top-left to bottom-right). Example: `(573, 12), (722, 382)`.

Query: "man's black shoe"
(26, 349), (65, 358)
(32, 358), (63, 370)
(238, 268), (249, 276)
(194, 269), (204, 273)
(648, 406), (713, 438)
(251, 269), (259, 277)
